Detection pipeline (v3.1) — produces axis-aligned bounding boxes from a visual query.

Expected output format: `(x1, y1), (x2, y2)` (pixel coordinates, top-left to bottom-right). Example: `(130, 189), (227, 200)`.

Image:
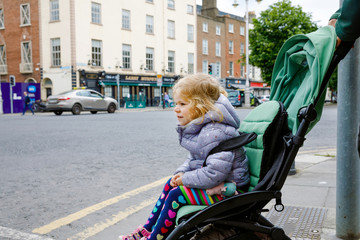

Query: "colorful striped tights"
(143, 178), (224, 240)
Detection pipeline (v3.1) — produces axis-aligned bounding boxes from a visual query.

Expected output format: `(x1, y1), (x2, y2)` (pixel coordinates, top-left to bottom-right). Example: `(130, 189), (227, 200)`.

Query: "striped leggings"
(143, 178), (224, 240)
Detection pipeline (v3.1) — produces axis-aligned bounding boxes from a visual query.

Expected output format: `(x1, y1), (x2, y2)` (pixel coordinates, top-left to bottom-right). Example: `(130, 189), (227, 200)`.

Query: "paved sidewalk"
(265, 148), (340, 239)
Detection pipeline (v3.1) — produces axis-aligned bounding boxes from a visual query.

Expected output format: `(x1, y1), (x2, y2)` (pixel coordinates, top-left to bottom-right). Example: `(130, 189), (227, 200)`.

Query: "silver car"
(46, 89), (118, 115)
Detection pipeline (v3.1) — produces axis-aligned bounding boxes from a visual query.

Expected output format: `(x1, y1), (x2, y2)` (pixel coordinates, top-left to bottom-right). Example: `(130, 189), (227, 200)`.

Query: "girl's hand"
(170, 172), (184, 187)
(175, 175), (183, 186)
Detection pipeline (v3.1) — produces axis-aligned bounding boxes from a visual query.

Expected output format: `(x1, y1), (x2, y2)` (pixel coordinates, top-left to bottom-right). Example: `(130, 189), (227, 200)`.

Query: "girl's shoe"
(119, 225), (151, 240)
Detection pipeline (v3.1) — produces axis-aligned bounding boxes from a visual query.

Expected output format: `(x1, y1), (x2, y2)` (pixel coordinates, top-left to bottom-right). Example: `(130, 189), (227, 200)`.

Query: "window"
(229, 61), (233, 76)
(167, 20), (175, 38)
(202, 39), (208, 54)
(202, 60), (208, 74)
(21, 41), (32, 64)
(229, 23), (234, 33)
(154, 87), (160, 97)
(122, 9), (130, 29)
(241, 64), (245, 77)
(188, 53), (194, 74)
(240, 43), (244, 55)
(0, 45), (6, 64)
(122, 86), (130, 98)
(104, 86), (113, 98)
(202, 22), (208, 32)
(168, 0), (175, 9)
(146, 47), (154, 71)
(187, 24), (194, 41)
(0, 9), (4, 29)
(240, 26), (245, 35)
(187, 5), (194, 14)
(168, 51), (175, 73)
(146, 0), (153, 3)
(122, 44), (131, 69)
(20, 3), (31, 26)
(215, 62), (221, 77)
(20, 41), (33, 72)
(229, 41), (234, 54)
(91, 2), (101, 24)
(51, 38), (61, 66)
(50, 0), (59, 22)
(0, 45), (7, 73)
(216, 42), (221, 57)
(91, 39), (102, 66)
(146, 15), (154, 34)
(216, 25), (221, 35)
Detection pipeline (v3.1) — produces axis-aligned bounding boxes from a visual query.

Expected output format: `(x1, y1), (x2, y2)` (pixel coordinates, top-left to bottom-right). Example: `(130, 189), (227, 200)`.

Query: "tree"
(249, 0), (318, 85)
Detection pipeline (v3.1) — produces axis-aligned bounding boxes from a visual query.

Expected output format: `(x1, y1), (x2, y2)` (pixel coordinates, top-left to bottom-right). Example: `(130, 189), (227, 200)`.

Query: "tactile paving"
(266, 205), (327, 239)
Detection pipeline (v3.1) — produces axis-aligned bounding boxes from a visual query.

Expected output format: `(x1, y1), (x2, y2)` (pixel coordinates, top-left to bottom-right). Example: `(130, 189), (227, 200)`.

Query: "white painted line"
(68, 197), (158, 240)
(0, 226), (54, 240)
(32, 176), (170, 235)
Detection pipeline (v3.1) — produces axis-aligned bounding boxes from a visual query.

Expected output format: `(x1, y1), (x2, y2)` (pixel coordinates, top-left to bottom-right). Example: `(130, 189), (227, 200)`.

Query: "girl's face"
(173, 95), (195, 126)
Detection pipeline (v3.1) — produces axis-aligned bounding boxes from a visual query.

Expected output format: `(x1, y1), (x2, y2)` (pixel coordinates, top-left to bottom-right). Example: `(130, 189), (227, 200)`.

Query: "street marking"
(32, 176), (170, 235)
(68, 197), (158, 240)
(298, 148), (336, 154)
(0, 226), (54, 240)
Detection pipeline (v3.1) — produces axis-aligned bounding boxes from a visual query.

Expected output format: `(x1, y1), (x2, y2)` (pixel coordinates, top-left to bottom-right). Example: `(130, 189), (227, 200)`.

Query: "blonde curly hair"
(173, 73), (227, 122)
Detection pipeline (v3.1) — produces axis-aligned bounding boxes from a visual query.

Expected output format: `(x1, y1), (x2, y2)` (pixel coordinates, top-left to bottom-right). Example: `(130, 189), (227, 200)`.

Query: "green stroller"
(167, 26), (354, 240)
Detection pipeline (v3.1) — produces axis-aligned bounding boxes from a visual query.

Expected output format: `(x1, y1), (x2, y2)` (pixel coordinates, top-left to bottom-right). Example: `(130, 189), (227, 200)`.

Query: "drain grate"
(266, 206), (327, 239)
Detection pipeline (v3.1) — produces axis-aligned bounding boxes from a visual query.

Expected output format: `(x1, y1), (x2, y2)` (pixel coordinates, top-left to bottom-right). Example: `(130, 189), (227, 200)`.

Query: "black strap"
(203, 132), (257, 167)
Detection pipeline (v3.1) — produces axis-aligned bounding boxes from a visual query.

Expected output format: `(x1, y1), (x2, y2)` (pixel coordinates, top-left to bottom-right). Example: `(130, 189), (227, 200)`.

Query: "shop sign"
(86, 73), (99, 79)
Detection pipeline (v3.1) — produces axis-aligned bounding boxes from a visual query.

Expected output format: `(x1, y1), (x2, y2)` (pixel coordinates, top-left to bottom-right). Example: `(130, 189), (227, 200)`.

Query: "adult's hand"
(328, 19), (342, 48)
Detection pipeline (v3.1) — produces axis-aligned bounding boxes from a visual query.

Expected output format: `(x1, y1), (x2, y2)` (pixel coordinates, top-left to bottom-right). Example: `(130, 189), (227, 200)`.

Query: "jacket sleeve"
(174, 153), (193, 174)
(331, 1), (360, 41)
(181, 151), (234, 189)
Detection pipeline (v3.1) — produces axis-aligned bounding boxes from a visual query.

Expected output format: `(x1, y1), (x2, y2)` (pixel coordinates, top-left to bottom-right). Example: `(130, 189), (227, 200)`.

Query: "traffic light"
(208, 64), (213, 75)
(9, 75), (15, 86)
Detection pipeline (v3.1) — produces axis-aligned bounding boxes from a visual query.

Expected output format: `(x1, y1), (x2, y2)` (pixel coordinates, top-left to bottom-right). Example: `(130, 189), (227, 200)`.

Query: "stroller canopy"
(270, 26), (337, 134)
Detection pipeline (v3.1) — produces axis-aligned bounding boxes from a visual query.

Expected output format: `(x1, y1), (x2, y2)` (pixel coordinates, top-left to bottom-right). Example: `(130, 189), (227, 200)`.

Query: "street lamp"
(233, 0), (261, 107)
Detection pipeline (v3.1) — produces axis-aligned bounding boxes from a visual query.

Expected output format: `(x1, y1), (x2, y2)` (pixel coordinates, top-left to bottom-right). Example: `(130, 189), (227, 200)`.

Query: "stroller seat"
(175, 100), (288, 225)
(168, 26), (354, 240)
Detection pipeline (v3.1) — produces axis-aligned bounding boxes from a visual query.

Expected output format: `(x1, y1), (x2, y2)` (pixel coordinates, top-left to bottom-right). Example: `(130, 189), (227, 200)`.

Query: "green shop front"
(80, 71), (179, 107)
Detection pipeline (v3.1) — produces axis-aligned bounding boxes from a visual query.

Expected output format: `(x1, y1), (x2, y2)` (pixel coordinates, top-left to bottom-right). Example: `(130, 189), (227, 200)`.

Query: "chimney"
(201, 0), (219, 18)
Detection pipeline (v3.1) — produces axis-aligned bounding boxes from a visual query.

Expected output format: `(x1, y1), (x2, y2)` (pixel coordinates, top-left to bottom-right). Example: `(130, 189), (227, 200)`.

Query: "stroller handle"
(335, 40), (355, 61)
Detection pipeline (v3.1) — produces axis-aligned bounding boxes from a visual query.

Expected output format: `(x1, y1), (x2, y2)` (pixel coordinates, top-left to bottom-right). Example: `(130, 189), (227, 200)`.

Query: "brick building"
(0, 0), (41, 83)
(197, 0), (246, 79)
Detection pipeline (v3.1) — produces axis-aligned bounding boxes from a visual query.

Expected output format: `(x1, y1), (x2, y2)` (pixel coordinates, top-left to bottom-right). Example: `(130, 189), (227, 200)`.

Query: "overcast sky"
(196, 0), (340, 27)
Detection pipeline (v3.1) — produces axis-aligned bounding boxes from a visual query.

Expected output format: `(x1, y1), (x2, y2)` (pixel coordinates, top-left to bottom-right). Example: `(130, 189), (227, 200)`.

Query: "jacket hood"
(177, 94), (240, 134)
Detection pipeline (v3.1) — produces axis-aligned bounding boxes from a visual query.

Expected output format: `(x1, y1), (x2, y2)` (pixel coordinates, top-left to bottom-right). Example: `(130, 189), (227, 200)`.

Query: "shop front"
(224, 77), (270, 97)
(1, 82), (41, 114)
(79, 70), (179, 107)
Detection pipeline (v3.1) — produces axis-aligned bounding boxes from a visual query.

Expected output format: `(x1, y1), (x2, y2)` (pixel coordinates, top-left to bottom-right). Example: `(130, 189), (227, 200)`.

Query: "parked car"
(226, 89), (244, 107)
(46, 89), (118, 115)
(259, 95), (270, 103)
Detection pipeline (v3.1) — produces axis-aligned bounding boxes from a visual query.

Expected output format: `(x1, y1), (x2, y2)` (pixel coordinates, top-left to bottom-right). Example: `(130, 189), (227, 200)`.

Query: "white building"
(39, 0), (196, 106)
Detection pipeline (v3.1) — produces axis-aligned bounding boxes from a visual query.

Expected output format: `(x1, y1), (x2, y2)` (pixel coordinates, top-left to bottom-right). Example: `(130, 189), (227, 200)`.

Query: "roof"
(196, 5), (245, 21)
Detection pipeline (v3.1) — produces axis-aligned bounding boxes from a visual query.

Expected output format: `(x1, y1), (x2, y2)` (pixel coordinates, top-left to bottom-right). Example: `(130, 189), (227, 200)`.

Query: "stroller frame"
(167, 41), (354, 240)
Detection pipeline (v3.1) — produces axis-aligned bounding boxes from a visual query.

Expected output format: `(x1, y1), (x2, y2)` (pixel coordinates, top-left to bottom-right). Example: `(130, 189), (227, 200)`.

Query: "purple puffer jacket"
(174, 94), (250, 189)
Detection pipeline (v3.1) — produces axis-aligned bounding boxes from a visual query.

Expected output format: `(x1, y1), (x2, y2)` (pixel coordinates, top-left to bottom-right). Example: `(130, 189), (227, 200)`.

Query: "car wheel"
(107, 103), (116, 113)
(54, 111), (63, 115)
(90, 111), (97, 114)
(72, 104), (81, 115)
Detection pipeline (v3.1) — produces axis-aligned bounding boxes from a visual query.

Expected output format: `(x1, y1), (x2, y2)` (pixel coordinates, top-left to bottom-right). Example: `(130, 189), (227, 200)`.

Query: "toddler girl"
(119, 74), (250, 240)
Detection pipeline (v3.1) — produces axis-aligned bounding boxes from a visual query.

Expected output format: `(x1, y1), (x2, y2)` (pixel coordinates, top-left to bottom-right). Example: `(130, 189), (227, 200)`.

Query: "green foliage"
(249, 0), (318, 85)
